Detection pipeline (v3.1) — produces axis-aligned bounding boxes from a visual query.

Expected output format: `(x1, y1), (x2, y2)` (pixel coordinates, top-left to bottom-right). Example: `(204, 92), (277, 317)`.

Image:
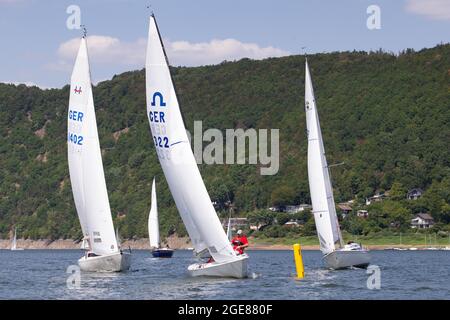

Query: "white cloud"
(405, 0), (450, 20)
(0, 80), (52, 90)
(57, 35), (146, 66)
(56, 35), (290, 68)
(166, 38), (290, 66)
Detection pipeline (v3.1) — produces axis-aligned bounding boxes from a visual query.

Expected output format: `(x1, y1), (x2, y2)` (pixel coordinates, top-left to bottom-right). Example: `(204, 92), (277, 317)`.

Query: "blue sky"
(1, 0), (449, 88)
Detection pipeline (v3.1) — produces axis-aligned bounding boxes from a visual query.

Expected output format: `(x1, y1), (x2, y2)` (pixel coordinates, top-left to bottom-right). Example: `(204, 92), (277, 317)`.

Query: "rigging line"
(328, 162), (345, 168)
(146, 4), (154, 16)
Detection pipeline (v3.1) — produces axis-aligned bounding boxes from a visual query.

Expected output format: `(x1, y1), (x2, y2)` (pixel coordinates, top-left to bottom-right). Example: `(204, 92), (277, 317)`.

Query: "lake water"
(0, 249), (448, 299)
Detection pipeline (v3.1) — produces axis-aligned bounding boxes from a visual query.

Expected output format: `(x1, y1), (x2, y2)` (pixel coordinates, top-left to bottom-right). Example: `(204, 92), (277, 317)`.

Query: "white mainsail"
(68, 37), (119, 256)
(145, 15), (237, 263)
(305, 59), (342, 254)
(148, 178), (160, 249)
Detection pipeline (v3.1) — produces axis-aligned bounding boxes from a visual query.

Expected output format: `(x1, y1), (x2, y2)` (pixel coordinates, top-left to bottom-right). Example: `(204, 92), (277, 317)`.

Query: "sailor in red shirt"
(231, 230), (249, 255)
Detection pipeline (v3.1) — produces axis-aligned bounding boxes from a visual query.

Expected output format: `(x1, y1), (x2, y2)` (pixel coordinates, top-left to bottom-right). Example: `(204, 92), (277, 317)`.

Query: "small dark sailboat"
(148, 178), (174, 258)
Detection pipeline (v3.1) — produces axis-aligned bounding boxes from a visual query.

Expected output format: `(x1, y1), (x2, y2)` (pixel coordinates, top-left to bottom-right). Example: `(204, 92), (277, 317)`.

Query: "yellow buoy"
(293, 243), (304, 279)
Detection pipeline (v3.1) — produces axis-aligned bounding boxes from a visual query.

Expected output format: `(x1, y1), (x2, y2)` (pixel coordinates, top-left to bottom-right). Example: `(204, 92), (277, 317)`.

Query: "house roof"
(416, 213), (434, 221)
(408, 188), (424, 194)
(338, 204), (352, 211)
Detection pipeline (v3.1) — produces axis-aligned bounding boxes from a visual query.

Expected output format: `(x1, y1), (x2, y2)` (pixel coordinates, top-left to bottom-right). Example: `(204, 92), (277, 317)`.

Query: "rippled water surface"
(0, 249), (449, 299)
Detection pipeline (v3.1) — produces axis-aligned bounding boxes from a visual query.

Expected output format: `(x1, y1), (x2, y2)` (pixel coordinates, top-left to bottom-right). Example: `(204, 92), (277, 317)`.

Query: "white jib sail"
(68, 37), (118, 256)
(145, 15), (237, 263)
(305, 59), (342, 254)
(148, 178), (160, 249)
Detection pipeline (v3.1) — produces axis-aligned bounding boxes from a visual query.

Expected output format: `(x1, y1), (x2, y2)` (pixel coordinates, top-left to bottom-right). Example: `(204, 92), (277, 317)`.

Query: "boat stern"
(78, 251), (131, 272)
(188, 254), (248, 278)
(324, 250), (371, 270)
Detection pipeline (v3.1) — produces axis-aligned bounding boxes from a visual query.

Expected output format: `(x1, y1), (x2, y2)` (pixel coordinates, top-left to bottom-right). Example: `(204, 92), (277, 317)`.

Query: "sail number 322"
(153, 136), (169, 148)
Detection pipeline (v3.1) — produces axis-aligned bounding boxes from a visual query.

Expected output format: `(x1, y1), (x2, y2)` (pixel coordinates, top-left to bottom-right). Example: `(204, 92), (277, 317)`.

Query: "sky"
(0, 0), (449, 88)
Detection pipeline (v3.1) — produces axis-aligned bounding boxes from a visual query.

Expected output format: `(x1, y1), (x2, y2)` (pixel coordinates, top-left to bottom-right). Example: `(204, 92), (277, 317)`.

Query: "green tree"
(389, 182), (407, 201)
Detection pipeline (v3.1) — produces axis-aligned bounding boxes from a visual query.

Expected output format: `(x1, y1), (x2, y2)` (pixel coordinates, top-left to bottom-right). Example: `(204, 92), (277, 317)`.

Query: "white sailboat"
(68, 33), (131, 272)
(11, 228), (24, 251)
(145, 14), (248, 278)
(116, 227), (121, 248)
(226, 218), (233, 241)
(148, 177), (174, 258)
(304, 59), (370, 269)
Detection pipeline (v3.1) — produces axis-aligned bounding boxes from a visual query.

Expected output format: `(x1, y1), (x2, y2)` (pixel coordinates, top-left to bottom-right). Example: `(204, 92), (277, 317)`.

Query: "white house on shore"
(365, 191), (389, 205)
(269, 204), (312, 214)
(411, 213), (435, 229)
(407, 188), (424, 200)
(357, 210), (369, 218)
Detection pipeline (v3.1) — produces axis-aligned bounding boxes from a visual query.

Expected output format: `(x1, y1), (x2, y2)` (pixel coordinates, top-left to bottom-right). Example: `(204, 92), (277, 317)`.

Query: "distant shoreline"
(0, 238), (447, 251)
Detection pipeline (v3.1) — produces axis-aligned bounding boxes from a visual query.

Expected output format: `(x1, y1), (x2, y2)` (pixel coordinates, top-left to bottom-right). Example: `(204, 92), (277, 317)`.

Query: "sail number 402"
(153, 136), (169, 148)
(68, 132), (83, 145)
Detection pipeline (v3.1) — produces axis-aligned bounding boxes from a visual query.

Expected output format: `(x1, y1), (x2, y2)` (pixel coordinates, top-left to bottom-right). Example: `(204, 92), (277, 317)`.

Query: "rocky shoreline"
(0, 237), (319, 250)
(0, 237), (439, 251)
(0, 235), (193, 250)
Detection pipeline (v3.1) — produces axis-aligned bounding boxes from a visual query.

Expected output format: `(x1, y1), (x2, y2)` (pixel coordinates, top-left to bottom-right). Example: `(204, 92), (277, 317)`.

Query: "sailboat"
(116, 227), (121, 248)
(67, 33), (131, 272)
(304, 59), (370, 269)
(145, 14), (248, 278)
(11, 228), (24, 251)
(148, 178), (174, 258)
(226, 218), (233, 241)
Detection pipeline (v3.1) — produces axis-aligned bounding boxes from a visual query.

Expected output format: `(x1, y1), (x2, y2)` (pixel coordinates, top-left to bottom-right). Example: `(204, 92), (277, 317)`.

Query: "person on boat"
(231, 230), (248, 255)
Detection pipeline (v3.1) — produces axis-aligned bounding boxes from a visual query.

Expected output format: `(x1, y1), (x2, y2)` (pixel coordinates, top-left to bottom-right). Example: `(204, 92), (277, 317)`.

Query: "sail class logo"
(74, 86), (82, 94)
(151, 91), (166, 107)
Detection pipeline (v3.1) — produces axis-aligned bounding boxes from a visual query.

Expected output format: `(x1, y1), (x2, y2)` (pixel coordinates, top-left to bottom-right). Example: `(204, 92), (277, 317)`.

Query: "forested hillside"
(1, 44), (449, 240)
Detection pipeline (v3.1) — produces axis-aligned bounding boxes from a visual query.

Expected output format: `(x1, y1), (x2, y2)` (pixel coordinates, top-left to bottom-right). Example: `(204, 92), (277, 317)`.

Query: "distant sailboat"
(11, 228), (24, 251)
(145, 14), (248, 278)
(304, 59), (370, 269)
(226, 218), (233, 241)
(116, 227), (121, 248)
(67, 33), (131, 272)
(148, 178), (174, 258)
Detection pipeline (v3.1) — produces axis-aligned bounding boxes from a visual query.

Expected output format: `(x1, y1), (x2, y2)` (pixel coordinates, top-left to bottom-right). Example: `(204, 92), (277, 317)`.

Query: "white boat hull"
(323, 250), (371, 269)
(78, 251), (131, 272)
(188, 254), (248, 278)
